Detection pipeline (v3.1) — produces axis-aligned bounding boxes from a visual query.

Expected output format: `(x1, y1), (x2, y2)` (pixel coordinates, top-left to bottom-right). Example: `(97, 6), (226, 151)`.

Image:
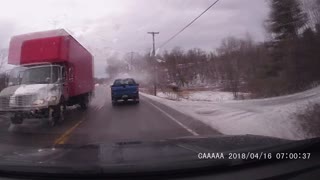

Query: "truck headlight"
(47, 96), (58, 102)
(33, 99), (46, 105)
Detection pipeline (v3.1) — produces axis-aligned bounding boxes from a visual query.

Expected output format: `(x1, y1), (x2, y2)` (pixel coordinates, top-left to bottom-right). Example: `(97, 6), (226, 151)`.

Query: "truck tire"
(48, 107), (57, 127)
(10, 116), (23, 125)
(79, 95), (89, 110)
(57, 99), (66, 123)
(48, 99), (66, 127)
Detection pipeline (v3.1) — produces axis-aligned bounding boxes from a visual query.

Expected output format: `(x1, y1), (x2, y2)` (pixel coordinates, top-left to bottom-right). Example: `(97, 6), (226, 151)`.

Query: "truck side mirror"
(57, 78), (64, 83)
(45, 77), (51, 83)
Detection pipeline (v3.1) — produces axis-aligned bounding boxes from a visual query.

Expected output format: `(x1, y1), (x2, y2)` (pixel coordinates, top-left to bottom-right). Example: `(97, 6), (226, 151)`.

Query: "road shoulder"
(140, 93), (221, 136)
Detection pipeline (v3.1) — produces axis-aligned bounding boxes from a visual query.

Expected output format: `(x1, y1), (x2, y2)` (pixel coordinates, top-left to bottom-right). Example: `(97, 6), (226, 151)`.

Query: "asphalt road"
(0, 85), (220, 154)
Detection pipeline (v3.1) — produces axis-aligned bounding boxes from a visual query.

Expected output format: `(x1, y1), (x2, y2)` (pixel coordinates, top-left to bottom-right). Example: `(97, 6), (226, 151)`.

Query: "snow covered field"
(142, 87), (320, 140)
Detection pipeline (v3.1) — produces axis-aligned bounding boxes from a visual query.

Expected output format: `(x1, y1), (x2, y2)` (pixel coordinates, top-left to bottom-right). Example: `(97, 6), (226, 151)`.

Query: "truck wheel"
(48, 101), (66, 127)
(10, 116), (23, 125)
(57, 100), (66, 123)
(80, 95), (89, 110)
(48, 108), (57, 127)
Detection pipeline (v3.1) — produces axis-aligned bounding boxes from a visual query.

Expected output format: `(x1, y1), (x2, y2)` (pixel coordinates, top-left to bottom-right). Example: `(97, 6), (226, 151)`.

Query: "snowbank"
(183, 91), (234, 102)
(142, 86), (320, 140)
(157, 91), (234, 102)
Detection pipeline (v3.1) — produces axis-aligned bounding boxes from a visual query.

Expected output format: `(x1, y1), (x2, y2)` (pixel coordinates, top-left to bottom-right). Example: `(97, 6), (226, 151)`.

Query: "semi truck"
(0, 29), (94, 126)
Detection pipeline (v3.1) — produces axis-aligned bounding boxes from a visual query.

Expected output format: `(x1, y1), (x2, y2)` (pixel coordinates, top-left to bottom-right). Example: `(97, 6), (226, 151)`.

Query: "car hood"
(0, 135), (318, 175)
(0, 84), (57, 97)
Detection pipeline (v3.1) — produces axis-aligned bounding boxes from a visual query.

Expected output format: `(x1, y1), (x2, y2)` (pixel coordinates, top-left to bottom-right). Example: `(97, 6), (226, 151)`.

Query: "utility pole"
(148, 32), (159, 96)
(130, 51), (134, 71)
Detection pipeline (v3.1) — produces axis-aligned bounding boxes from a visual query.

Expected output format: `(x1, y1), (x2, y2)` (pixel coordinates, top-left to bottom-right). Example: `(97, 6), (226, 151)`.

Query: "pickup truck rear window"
(114, 79), (136, 85)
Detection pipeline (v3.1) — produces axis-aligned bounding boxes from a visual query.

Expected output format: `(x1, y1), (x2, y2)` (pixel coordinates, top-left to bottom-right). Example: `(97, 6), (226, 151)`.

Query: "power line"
(159, 0), (221, 49)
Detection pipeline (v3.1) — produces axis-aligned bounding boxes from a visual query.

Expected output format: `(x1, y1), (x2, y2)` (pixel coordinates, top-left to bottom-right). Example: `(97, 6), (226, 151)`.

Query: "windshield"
(21, 66), (60, 85)
(0, 0), (319, 177)
(8, 65), (60, 86)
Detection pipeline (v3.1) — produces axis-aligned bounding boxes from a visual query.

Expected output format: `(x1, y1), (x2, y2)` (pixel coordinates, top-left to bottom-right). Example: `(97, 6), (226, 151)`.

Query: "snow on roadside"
(141, 86), (320, 140)
(183, 91), (234, 102)
(157, 91), (234, 102)
(157, 92), (179, 100)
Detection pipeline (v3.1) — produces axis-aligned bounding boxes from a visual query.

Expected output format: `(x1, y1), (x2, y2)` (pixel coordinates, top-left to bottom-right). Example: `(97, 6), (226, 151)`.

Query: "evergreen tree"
(268, 0), (307, 42)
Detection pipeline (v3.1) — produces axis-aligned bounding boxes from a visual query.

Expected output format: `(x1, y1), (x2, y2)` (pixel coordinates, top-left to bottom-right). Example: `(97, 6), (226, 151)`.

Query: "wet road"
(0, 85), (219, 154)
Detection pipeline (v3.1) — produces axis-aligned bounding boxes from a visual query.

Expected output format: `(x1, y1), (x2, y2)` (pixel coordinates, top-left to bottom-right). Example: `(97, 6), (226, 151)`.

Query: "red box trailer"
(2, 29), (94, 126)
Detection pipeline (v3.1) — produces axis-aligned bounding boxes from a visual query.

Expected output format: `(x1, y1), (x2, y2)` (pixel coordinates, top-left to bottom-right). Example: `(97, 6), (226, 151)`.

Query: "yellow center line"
(53, 119), (84, 146)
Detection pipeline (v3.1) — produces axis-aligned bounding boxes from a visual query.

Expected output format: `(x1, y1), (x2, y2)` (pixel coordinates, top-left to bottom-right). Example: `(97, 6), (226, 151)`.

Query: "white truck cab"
(0, 64), (67, 126)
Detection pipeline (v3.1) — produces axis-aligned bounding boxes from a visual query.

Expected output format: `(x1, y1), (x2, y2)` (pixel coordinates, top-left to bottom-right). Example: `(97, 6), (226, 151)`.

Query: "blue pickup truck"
(110, 78), (139, 105)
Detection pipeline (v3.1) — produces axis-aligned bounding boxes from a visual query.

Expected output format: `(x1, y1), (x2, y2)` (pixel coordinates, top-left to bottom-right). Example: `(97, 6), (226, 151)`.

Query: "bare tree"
(0, 49), (7, 73)
(0, 49), (8, 91)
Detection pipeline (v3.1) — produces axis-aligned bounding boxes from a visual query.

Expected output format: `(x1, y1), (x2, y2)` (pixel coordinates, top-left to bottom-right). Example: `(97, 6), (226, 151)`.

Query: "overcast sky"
(0, 0), (270, 77)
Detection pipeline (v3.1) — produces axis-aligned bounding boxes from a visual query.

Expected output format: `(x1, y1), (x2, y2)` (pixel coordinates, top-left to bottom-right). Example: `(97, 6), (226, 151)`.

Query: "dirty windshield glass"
(0, 0), (319, 178)
(20, 66), (60, 85)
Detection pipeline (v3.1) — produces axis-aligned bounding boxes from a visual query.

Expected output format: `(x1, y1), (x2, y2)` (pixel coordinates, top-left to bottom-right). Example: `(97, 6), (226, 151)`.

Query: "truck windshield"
(8, 66), (60, 86)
